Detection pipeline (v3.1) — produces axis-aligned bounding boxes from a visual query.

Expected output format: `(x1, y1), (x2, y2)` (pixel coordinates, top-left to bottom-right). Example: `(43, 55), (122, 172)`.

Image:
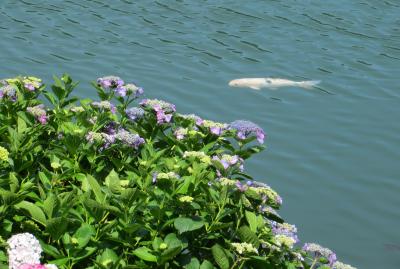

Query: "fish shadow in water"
(384, 243), (400, 251)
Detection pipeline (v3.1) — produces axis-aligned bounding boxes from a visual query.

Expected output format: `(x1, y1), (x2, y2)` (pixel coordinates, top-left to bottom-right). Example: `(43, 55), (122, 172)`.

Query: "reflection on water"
(1, 1), (400, 268)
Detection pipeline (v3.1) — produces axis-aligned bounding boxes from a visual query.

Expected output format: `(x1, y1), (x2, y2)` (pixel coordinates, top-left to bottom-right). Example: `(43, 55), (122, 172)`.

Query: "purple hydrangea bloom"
(27, 105), (48, 124)
(202, 120), (228, 136)
(103, 121), (118, 135)
(126, 107), (145, 122)
(174, 128), (188, 140)
(235, 181), (249, 192)
(97, 76), (124, 89)
(302, 243), (337, 266)
(91, 101), (116, 114)
(177, 113), (204, 126)
(24, 83), (36, 91)
(212, 154), (243, 170)
(115, 129), (145, 149)
(269, 220), (299, 243)
(115, 86), (127, 97)
(123, 84), (144, 98)
(140, 99), (176, 124)
(0, 85), (17, 102)
(229, 120), (265, 144)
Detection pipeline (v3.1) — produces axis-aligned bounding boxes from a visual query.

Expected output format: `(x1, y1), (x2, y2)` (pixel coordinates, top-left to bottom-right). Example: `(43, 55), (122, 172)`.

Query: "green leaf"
(184, 257), (200, 269)
(38, 172), (52, 190)
(200, 260), (215, 269)
(159, 233), (185, 263)
(245, 211), (258, 232)
(85, 174), (105, 203)
(46, 217), (68, 240)
(43, 193), (58, 218)
(174, 217), (205, 234)
(237, 226), (260, 248)
(17, 115), (27, 134)
(41, 240), (63, 258)
(15, 201), (46, 225)
(74, 223), (96, 248)
(176, 176), (193, 194)
(105, 169), (121, 193)
(132, 247), (158, 262)
(97, 248), (119, 267)
(0, 189), (20, 206)
(211, 244), (230, 269)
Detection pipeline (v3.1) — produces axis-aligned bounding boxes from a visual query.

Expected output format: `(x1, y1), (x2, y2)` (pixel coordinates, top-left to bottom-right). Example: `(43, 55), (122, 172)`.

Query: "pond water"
(1, 1), (400, 268)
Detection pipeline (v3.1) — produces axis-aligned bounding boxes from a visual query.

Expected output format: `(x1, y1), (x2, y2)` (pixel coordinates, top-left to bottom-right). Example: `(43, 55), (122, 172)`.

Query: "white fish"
(228, 78), (320, 90)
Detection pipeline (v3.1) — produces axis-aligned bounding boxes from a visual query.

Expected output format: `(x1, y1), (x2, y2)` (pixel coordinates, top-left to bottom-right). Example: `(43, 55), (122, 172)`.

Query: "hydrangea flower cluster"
(122, 83), (144, 98)
(0, 146), (9, 162)
(248, 181), (283, 206)
(7, 233), (41, 269)
(115, 129), (145, 149)
(0, 85), (17, 102)
(91, 101), (116, 113)
(6, 76), (42, 92)
(20, 265), (58, 269)
(202, 120), (228, 136)
(229, 120), (265, 144)
(27, 105), (48, 124)
(176, 113), (203, 126)
(86, 128), (144, 150)
(98, 76), (144, 98)
(183, 151), (211, 164)
(302, 243), (337, 266)
(174, 127), (188, 140)
(152, 172), (180, 183)
(97, 76), (124, 90)
(218, 177), (238, 186)
(70, 106), (85, 113)
(212, 154), (243, 170)
(269, 221), (299, 248)
(332, 261), (357, 269)
(231, 242), (258, 255)
(179, 196), (194, 203)
(258, 205), (280, 217)
(140, 99), (176, 124)
(125, 107), (145, 122)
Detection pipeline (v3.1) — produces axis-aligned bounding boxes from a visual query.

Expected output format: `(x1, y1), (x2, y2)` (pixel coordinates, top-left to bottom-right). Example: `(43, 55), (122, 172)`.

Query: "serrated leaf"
(0, 189), (19, 206)
(86, 174), (105, 203)
(237, 226), (260, 248)
(200, 260), (214, 269)
(74, 223), (95, 248)
(43, 193), (58, 218)
(97, 248), (119, 267)
(132, 247), (157, 262)
(211, 244), (230, 269)
(15, 201), (46, 225)
(174, 217), (205, 234)
(245, 211), (258, 232)
(46, 217), (68, 240)
(105, 169), (121, 193)
(17, 116), (27, 134)
(184, 257), (200, 269)
(40, 240), (63, 258)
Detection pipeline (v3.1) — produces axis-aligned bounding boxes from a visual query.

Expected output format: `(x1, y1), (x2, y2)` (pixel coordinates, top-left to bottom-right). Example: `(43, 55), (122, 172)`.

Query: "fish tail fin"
(300, 80), (321, 89)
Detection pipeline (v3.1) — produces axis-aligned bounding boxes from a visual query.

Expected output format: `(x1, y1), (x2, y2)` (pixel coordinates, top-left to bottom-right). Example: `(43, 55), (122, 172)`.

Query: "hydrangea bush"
(0, 74), (356, 269)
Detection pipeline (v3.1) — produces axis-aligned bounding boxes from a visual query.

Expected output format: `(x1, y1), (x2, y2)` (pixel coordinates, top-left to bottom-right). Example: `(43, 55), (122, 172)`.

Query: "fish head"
(228, 79), (242, 87)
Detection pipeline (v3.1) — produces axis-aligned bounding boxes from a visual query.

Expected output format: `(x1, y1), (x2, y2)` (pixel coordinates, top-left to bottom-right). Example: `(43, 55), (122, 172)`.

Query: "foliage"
(0, 75), (355, 269)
